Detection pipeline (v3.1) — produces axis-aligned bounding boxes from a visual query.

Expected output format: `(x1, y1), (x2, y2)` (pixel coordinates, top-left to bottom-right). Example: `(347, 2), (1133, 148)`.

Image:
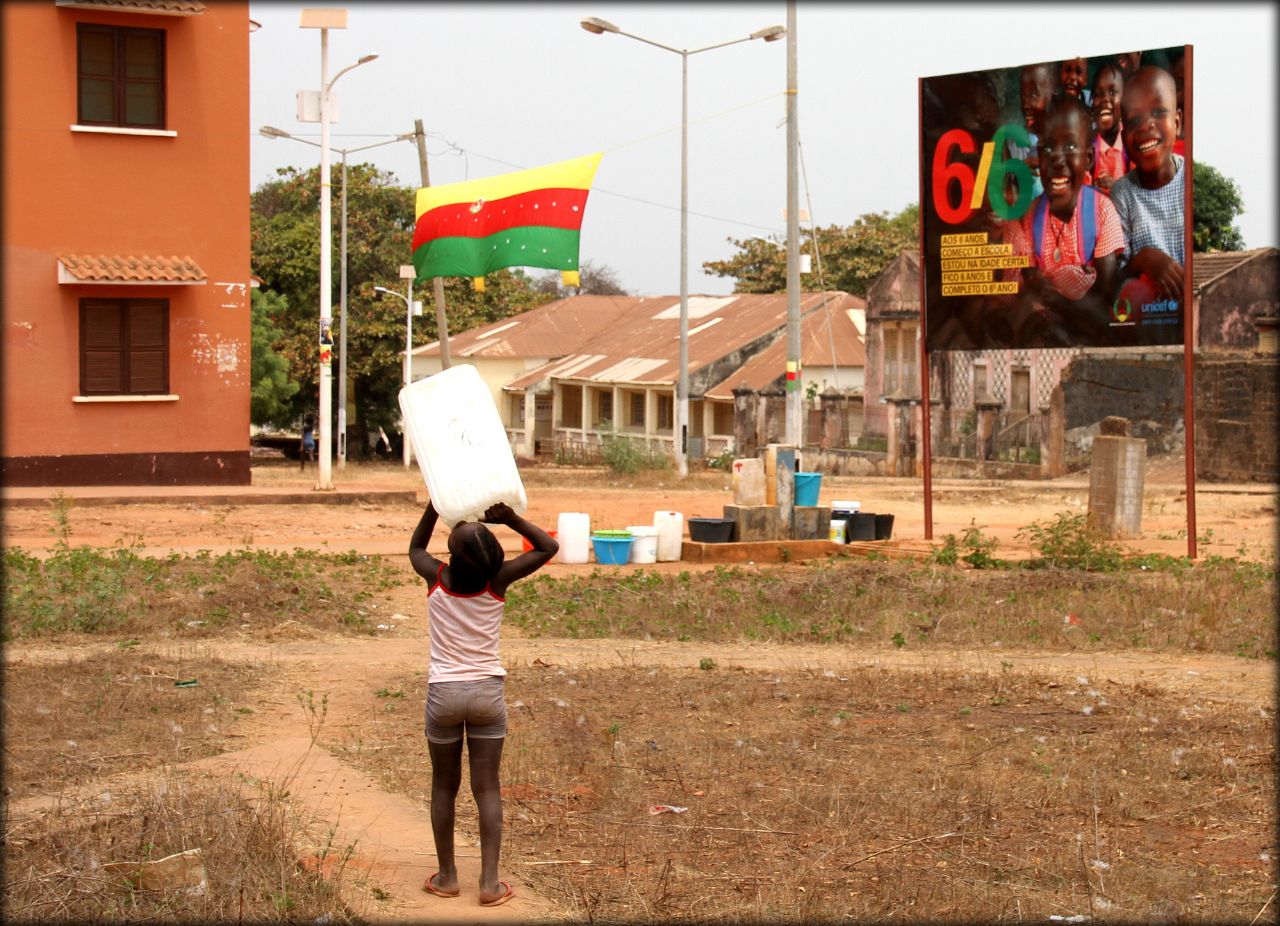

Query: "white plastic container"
(831, 500), (861, 513)
(829, 519), (848, 544)
(626, 525), (659, 564)
(398, 364), (526, 526)
(654, 511), (684, 562)
(556, 512), (591, 564)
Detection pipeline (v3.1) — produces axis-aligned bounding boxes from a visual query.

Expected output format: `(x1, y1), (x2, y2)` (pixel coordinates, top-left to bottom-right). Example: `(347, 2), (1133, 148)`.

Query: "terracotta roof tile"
(56, 0), (207, 14)
(1192, 248), (1274, 293)
(59, 254), (207, 283)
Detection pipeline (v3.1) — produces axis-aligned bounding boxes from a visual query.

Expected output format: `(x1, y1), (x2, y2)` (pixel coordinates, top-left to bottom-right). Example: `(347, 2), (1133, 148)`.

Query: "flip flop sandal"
(480, 881), (515, 907)
(423, 872), (460, 897)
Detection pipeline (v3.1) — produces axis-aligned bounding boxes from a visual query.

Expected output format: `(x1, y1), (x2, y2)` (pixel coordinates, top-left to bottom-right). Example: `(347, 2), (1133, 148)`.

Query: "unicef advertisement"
(920, 46), (1190, 351)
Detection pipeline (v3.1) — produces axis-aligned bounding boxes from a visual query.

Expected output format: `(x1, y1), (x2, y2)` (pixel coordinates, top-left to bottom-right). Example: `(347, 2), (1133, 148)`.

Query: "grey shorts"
(425, 677), (507, 744)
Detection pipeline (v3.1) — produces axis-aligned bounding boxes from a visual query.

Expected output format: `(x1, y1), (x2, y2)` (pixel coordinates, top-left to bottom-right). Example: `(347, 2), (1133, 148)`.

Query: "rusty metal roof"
(503, 291), (862, 393)
(411, 294), (641, 360)
(58, 254), (207, 283)
(704, 295), (867, 399)
(55, 0), (207, 14)
(1192, 248), (1275, 294)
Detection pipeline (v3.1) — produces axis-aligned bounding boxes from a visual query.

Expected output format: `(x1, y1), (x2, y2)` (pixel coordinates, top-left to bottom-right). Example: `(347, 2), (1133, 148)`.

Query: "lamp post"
(259, 126), (413, 467)
(581, 16), (784, 477)
(299, 7), (376, 489)
(374, 270), (419, 468)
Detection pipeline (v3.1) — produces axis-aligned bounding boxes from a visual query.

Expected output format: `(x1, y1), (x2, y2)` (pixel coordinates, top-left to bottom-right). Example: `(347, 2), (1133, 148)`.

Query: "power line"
(255, 98), (791, 235)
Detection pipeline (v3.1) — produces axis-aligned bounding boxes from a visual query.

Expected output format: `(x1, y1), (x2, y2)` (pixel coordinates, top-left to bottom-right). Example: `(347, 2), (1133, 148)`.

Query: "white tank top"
(426, 580), (506, 683)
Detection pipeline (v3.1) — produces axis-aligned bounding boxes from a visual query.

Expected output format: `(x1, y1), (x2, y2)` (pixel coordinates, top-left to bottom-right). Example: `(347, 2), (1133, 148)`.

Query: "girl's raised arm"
(484, 503), (558, 597)
(408, 502), (443, 584)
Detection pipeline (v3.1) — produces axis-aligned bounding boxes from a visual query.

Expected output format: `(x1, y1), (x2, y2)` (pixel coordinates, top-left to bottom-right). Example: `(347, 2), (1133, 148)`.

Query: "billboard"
(920, 46), (1190, 351)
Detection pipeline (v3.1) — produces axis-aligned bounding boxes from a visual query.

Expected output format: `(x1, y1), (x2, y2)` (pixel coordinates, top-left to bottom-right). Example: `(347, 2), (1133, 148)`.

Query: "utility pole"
(337, 151), (348, 467)
(784, 0), (803, 449)
(414, 118), (452, 369)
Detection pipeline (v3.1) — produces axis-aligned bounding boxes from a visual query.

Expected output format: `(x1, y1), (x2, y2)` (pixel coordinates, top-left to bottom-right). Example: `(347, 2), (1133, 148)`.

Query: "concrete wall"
(1059, 353), (1185, 464)
(1197, 252), (1279, 350)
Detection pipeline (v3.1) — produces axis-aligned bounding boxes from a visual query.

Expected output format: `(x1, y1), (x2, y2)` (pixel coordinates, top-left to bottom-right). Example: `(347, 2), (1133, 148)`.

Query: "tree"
(533, 258), (630, 298)
(251, 164), (548, 455)
(1192, 161), (1246, 252)
(703, 204), (919, 297)
(249, 289), (300, 428)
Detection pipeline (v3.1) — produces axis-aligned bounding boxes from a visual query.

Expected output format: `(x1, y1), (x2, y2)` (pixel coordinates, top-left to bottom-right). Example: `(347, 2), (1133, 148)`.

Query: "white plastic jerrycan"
(653, 510), (684, 562)
(398, 364), (527, 526)
(556, 512), (591, 564)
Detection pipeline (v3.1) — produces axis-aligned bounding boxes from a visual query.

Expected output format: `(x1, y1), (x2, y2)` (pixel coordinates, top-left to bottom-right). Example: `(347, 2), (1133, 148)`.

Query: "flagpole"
(414, 118), (452, 370)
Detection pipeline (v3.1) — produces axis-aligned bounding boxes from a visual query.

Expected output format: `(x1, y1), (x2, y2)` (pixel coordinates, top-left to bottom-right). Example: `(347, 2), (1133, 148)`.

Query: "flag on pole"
(411, 153), (602, 291)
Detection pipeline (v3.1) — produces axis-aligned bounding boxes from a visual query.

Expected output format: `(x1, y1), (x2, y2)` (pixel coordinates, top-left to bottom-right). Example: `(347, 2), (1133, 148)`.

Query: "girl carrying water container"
(408, 499), (557, 907)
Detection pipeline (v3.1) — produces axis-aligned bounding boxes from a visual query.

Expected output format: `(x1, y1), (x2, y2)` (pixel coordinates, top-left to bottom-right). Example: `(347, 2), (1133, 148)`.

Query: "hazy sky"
(249, 2), (1277, 297)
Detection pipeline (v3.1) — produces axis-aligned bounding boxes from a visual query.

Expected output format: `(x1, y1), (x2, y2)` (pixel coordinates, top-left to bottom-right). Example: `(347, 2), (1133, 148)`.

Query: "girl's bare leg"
(427, 738), (465, 893)
(467, 736), (505, 901)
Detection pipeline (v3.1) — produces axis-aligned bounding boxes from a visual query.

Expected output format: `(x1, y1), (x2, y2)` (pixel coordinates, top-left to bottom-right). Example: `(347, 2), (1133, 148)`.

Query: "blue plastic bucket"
(794, 471), (822, 507)
(591, 532), (634, 565)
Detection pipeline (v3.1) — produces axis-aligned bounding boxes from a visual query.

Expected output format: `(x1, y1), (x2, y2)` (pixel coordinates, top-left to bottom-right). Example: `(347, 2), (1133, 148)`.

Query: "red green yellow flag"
(411, 153), (602, 289)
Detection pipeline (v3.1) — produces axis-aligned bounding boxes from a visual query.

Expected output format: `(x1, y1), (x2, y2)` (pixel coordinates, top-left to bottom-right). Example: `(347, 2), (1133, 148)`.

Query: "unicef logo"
(1111, 297), (1132, 323)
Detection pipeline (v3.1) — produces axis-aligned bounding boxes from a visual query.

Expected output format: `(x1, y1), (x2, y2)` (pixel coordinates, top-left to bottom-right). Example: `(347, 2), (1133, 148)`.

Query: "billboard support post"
(918, 75), (933, 540)
(1182, 46), (1197, 560)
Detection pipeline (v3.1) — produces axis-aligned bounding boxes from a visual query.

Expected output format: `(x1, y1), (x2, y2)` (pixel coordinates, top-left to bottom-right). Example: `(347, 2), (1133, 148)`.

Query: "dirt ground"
(4, 459), (1276, 922)
(4, 453), (1277, 562)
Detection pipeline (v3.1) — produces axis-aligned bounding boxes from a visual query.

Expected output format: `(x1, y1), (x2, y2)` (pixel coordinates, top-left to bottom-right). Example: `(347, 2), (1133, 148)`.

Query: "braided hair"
(449, 522), (506, 583)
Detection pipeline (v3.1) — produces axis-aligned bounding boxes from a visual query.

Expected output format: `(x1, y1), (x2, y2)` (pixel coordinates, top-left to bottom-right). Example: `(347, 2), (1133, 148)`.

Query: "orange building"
(2, 0), (252, 485)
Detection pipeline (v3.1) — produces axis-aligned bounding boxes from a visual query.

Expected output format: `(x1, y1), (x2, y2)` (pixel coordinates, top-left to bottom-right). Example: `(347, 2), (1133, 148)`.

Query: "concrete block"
(1088, 435), (1146, 537)
(792, 506), (831, 541)
(730, 458), (766, 506)
(723, 504), (782, 542)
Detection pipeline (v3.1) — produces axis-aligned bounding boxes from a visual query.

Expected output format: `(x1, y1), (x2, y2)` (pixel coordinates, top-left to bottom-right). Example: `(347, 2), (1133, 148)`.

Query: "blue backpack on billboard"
(1031, 185), (1097, 268)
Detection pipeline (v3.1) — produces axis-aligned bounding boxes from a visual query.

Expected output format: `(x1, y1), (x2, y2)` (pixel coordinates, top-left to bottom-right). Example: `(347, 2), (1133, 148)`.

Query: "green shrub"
(931, 521), (1004, 569)
(600, 433), (671, 474)
(1016, 512), (1123, 572)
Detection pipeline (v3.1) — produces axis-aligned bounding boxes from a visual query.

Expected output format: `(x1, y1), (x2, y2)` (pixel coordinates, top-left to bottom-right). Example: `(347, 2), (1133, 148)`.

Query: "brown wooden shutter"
(81, 300), (124, 394)
(79, 298), (169, 395)
(127, 300), (168, 394)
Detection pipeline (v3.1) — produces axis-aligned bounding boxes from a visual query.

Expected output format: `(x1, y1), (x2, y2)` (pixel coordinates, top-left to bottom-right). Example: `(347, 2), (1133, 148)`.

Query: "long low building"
(412, 290), (865, 460)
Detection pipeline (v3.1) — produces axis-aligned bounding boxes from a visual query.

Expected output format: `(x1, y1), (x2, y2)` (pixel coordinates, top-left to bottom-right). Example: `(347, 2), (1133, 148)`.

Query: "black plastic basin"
(688, 517), (735, 543)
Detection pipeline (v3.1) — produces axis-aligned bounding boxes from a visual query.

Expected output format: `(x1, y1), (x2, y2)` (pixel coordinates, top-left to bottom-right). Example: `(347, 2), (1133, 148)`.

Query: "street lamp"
(259, 125), (413, 467)
(374, 270), (420, 468)
(581, 16), (783, 478)
(299, 6), (376, 489)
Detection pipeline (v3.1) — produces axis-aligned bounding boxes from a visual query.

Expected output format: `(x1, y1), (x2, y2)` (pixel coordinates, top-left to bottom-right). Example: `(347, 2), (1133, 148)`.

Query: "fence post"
(760, 384), (786, 447)
(975, 396), (1003, 462)
(820, 387), (844, 449)
(1042, 388), (1066, 478)
(733, 385), (758, 459)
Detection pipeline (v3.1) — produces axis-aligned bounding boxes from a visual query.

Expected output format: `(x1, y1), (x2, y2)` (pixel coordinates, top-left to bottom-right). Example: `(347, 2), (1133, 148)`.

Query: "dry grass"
(247, 458), (735, 492)
(3, 649), (269, 801)
(2, 650), (365, 922)
(341, 663), (1276, 923)
(2, 546), (404, 641)
(506, 557), (1277, 658)
(4, 770), (363, 923)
